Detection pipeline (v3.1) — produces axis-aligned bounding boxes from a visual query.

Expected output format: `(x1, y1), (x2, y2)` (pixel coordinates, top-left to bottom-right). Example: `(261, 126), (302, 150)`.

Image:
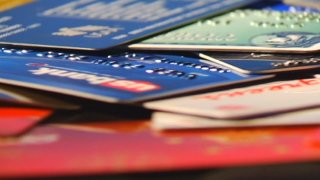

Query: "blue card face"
(0, 48), (271, 103)
(0, 0), (258, 50)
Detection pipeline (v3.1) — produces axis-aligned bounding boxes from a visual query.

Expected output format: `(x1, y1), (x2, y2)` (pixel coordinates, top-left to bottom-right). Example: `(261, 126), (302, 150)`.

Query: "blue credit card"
(0, 0), (258, 50)
(0, 48), (271, 103)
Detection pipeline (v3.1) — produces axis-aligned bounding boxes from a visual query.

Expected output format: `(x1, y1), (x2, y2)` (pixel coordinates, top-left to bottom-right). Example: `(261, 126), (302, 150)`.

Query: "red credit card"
(0, 107), (52, 136)
(1, 121), (320, 178)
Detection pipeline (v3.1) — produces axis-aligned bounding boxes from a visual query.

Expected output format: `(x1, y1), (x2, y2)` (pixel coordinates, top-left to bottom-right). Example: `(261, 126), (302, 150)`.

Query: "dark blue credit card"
(0, 48), (271, 103)
(0, 0), (258, 50)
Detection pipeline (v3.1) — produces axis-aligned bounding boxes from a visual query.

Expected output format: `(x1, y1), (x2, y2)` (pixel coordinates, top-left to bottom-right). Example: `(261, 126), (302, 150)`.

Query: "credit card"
(3, 120), (320, 178)
(0, 107), (52, 136)
(199, 52), (320, 74)
(145, 75), (320, 119)
(0, 48), (270, 103)
(0, 0), (258, 50)
(130, 9), (320, 53)
(152, 108), (320, 130)
(0, 84), (80, 110)
(284, 0), (320, 10)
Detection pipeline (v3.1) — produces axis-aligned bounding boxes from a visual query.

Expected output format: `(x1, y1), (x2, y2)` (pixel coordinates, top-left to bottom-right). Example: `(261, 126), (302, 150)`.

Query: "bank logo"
(29, 66), (161, 92)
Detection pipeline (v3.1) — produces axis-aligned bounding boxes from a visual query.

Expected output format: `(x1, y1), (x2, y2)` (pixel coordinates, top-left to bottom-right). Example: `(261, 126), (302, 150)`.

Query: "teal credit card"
(130, 9), (320, 53)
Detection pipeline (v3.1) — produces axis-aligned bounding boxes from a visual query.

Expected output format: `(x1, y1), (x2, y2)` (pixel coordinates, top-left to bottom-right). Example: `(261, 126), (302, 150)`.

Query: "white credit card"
(145, 75), (320, 119)
(152, 108), (320, 130)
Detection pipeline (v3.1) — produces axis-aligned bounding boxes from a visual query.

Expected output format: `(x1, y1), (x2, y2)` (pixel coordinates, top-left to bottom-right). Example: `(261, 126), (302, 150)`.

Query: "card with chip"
(0, 107), (52, 136)
(0, 48), (271, 103)
(0, 0), (258, 50)
(130, 9), (320, 53)
(199, 52), (320, 74)
(152, 107), (320, 130)
(145, 75), (320, 119)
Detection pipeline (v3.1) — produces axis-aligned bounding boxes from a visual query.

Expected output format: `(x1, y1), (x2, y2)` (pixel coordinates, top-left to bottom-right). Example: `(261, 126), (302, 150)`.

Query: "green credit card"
(130, 9), (320, 53)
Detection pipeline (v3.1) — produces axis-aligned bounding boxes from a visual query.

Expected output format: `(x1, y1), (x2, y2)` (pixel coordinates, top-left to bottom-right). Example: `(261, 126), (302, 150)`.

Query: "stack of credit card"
(1, 0), (320, 179)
